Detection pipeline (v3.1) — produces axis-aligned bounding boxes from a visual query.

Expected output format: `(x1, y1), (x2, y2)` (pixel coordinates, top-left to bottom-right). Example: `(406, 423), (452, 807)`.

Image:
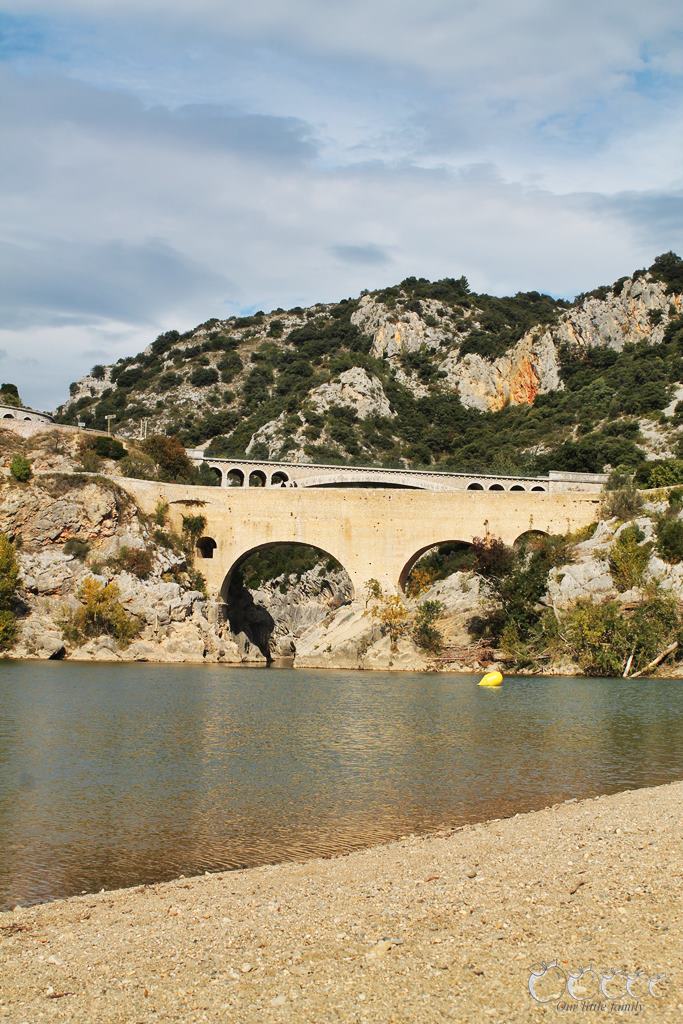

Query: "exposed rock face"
(351, 295), (456, 358)
(637, 418), (679, 461)
(294, 572), (486, 672)
(246, 411), (309, 461)
(246, 368), (394, 460)
(444, 276), (679, 413)
(441, 329), (562, 412)
(554, 276), (678, 353)
(309, 367), (394, 420)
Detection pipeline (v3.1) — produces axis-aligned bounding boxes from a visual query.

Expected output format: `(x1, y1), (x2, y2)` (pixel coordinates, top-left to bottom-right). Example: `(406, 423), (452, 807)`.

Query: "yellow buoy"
(478, 670), (503, 687)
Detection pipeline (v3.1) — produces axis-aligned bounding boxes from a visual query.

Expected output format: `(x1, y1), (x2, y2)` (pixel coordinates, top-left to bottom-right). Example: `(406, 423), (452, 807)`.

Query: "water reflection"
(1, 662), (682, 909)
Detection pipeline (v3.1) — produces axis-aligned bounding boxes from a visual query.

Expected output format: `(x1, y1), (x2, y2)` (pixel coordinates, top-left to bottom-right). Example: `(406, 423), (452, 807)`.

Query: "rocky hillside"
(58, 253), (683, 477)
(0, 429), (238, 663)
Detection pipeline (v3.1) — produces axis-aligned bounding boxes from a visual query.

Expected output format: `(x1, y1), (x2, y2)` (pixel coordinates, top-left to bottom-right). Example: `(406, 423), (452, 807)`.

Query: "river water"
(1, 661), (683, 909)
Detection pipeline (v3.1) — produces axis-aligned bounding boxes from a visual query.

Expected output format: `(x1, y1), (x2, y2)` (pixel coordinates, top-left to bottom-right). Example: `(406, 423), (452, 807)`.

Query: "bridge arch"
(399, 539), (474, 593)
(249, 470), (267, 488)
(220, 540), (356, 603)
(301, 472), (427, 490)
(196, 536), (217, 559)
(220, 541), (355, 663)
(226, 468), (244, 487)
(513, 528), (550, 551)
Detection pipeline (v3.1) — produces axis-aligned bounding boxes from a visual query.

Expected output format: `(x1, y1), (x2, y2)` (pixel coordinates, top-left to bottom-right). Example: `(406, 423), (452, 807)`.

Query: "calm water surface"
(1, 662), (683, 909)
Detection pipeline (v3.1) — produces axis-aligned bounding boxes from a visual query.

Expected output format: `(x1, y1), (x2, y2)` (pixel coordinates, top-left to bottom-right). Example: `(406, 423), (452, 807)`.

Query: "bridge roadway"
(185, 452), (607, 495)
(121, 477), (603, 598)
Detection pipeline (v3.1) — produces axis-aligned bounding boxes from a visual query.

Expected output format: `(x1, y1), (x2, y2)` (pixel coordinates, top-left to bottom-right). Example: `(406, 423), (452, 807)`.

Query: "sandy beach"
(1, 782), (681, 1023)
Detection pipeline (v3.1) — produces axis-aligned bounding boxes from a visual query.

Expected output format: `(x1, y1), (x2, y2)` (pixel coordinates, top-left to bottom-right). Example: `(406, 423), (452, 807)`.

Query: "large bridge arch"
(219, 540), (356, 603)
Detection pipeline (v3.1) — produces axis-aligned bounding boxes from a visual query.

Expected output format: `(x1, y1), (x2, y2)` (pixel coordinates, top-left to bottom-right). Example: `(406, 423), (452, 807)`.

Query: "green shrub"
(153, 499), (169, 526)
(197, 462), (220, 487)
(63, 538), (90, 561)
(656, 517), (683, 564)
(141, 435), (198, 484)
(413, 600), (445, 652)
(182, 514), (207, 544)
(0, 534), (18, 650)
(561, 594), (680, 676)
(601, 471), (643, 520)
(0, 609), (17, 649)
(609, 525), (652, 591)
(93, 435), (127, 460)
(471, 536), (515, 579)
(9, 455), (32, 482)
(120, 450), (157, 480)
(469, 533), (570, 646)
(158, 371), (181, 391)
(78, 450), (101, 473)
(112, 546), (153, 579)
(190, 367), (219, 387)
(0, 383), (21, 407)
(61, 578), (138, 647)
(635, 459), (683, 489)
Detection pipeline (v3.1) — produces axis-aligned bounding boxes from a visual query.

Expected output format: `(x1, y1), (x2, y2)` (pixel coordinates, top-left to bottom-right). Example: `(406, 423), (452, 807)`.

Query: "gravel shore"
(1, 782), (681, 1023)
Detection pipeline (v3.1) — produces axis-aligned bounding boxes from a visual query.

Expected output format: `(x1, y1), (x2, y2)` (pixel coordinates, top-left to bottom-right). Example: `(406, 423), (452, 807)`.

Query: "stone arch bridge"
(122, 478), (602, 599)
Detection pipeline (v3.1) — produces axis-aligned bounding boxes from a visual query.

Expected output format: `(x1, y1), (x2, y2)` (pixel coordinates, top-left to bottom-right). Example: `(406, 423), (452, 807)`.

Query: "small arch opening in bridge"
(226, 468), (244, 487)
(23, 416), (32, 421)
(196, 536), (217, 559)
(510, 484), (525, 491)
(206, 466), (223, 486)
(531, 485), (546, 492)
(467, 482), (484, 490)
(271, 471), (289, 487)
(3, 413), (15, 419)
(513, 529), (550, 553)
(249, 470), (266, 488)
(400, 540), (475, 594)
(488, 483), (505, 491)
(221, 542), (354, 665)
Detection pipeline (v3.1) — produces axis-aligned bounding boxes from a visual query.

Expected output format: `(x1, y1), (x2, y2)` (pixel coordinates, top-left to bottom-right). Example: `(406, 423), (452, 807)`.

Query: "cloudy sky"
(1, 1), (682, 409)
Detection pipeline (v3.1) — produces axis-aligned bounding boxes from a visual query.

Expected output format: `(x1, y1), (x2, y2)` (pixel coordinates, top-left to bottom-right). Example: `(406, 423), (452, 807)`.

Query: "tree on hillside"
(141, 435), (198, 484)
(0, 383), (21, 408)
(0, 534), (19, 650)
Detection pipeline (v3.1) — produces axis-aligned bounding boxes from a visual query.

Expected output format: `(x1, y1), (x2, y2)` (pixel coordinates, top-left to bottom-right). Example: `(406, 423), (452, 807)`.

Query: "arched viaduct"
(121, 478), (602, 599)
(185, 452), (607, 495)
(0, 403), (53, 424)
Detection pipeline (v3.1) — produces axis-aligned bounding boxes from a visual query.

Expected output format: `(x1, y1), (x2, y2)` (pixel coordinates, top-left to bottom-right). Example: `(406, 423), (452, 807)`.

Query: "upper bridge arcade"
(185, 453), (606, 496)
